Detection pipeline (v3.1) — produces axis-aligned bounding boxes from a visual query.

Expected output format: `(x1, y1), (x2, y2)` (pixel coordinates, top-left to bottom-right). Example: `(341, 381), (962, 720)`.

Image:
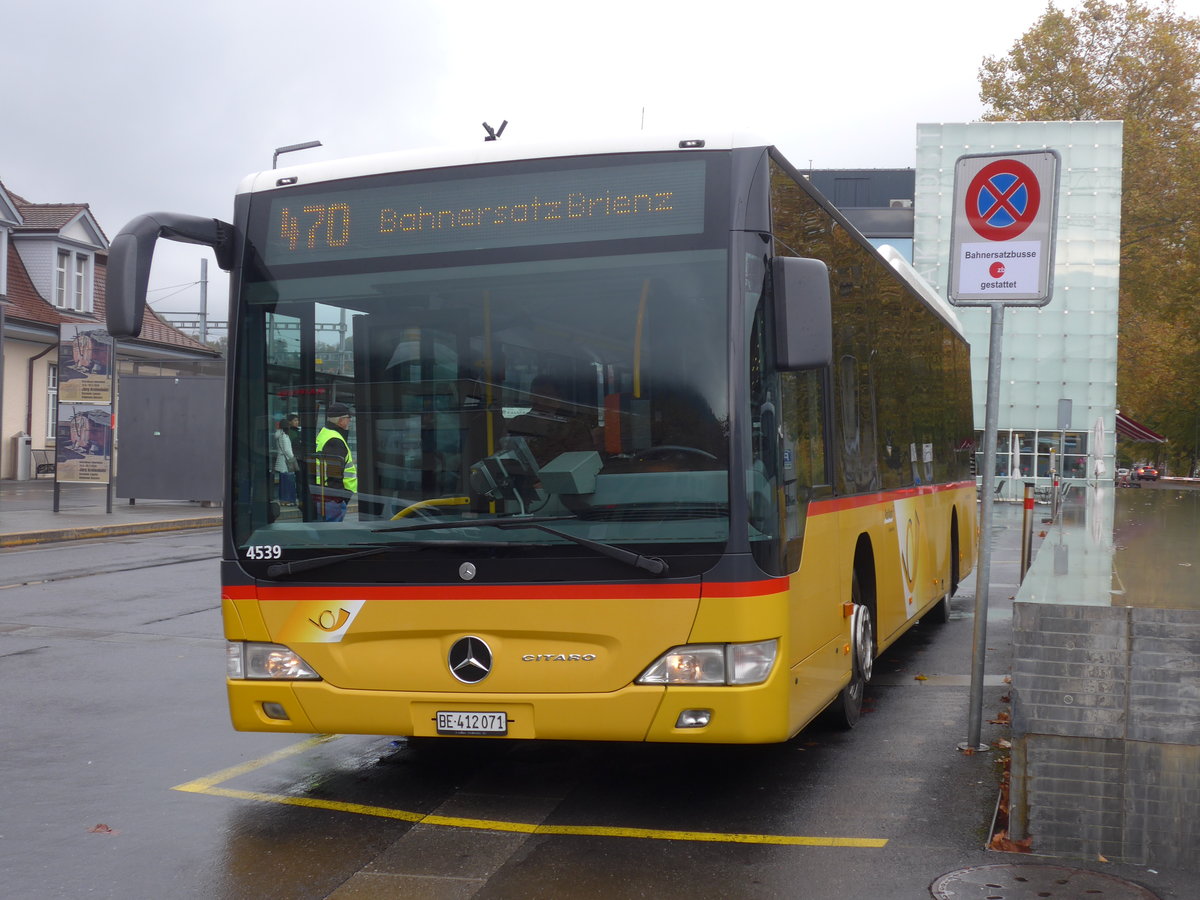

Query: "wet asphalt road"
(0, 525), (1184, 899)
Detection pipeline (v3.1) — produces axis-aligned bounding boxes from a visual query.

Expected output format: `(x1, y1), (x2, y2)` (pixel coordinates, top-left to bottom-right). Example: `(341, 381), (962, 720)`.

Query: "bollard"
(13, 432), (32, 481)
(1020, 482), (1035, 582)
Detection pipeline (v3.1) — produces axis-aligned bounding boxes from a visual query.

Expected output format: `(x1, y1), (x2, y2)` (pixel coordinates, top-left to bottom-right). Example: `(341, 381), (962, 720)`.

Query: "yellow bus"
(107, 136), (976, 743)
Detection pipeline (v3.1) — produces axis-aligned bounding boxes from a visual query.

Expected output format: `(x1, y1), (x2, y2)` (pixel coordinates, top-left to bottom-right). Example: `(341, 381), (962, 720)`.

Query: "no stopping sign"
(966, 159), (1042, 241)
(949, 150), (1060, 306)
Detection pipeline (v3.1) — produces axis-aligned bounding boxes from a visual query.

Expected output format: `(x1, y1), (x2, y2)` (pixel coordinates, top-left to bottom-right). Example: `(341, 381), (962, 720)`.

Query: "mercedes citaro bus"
(107, 135), (976, 743)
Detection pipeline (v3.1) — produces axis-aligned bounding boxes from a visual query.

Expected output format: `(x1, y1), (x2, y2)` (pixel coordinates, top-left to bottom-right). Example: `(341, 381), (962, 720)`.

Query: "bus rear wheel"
(926, 587), (952, 624)
(831, 573), (874, 729)
(925, 524), (960, 624)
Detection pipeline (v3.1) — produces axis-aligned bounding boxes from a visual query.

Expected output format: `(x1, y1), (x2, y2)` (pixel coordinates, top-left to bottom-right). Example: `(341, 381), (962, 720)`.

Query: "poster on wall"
(55, 324), (114, 484)
(58, 324), (113, 403)
(55, 404), (113, 483)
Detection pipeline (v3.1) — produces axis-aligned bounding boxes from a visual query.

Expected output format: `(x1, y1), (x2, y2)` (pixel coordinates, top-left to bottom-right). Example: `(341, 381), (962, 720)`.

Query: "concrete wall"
(1010, 601), (1200, 869)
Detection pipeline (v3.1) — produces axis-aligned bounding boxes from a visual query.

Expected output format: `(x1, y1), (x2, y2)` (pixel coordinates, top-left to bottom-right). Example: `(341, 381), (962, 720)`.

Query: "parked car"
(1134, 464), (1159, 481)
(1115, 467), (1131, 485)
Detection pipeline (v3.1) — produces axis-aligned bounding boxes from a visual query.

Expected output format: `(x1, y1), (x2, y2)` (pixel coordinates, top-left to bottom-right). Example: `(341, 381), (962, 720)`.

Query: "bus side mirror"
(107, 212), (235, 338)
(772, 256), (832, 371)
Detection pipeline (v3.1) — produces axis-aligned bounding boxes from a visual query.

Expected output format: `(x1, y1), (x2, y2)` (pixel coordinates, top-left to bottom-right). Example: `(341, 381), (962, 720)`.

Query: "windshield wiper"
(494, 522), (669, 577)
(266, 546), (397, 578)
(372, 514), (578, 534)
(373, 515), (669, 576)
(581, 505), (727, 522)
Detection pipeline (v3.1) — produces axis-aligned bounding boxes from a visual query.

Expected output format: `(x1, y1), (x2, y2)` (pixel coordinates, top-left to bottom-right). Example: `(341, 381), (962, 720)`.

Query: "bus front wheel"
(831, 573), (874, 729)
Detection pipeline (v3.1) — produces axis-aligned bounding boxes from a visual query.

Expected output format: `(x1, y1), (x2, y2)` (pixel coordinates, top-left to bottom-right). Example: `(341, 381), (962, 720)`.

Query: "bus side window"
(838, 352), (881, 494)
(749, 299), (829, 576)
(750, 264), (830, 575)
(780, 368), (827, 572)
(839, 355), (859, 455)
(747, 295), (785, 576)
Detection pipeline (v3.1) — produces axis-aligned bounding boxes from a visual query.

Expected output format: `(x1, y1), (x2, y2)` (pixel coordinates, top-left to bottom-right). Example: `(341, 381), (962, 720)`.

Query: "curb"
(0, 516), (222, 548)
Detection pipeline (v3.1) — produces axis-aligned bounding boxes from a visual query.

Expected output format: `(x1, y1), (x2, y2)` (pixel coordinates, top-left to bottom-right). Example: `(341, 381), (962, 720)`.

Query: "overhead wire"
(147, 281), (199, 305)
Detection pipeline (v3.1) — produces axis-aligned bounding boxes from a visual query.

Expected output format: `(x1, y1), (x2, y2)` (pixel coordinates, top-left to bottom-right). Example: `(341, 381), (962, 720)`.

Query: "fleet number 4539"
(246, 545), (282, 560)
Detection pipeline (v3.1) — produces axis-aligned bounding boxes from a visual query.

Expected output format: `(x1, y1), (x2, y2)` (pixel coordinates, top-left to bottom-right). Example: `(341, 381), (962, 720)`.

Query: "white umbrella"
(1093, 417), (1106, 480)
(1008, 430), (1020, 499)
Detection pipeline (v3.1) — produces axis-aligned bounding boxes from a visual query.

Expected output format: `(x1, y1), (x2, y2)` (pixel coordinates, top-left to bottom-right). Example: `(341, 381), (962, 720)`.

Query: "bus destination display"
(263, 159), (706, 264)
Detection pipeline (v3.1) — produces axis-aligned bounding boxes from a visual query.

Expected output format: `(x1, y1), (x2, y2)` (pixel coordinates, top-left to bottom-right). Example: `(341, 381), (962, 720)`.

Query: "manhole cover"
(931, 864), (1160, 899)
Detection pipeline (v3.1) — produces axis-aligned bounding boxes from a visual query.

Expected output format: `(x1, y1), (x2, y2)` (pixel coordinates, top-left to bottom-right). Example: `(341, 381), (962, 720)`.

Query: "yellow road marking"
(173, 736), (887, 849)
(535, 825), (885, 847)
(172, 734), (338, 792)
(178, 785), (427, 823)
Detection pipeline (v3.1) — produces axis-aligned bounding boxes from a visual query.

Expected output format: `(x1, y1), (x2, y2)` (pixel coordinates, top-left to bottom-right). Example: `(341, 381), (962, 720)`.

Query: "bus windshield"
(235, 244), (731, 572)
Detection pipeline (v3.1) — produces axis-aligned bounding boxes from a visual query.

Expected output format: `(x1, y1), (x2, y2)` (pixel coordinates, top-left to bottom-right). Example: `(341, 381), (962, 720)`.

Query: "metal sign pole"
(947, 149), (1060, 753)
(961, 302), (1005, 752)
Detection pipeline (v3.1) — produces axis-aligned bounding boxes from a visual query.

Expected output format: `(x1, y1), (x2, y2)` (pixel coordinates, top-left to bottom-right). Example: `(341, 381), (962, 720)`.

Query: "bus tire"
(949, 515), (961, 597)
(831, 572), (874, 729)
(926, 521), (959, 624)
(926, 588), (951, 624)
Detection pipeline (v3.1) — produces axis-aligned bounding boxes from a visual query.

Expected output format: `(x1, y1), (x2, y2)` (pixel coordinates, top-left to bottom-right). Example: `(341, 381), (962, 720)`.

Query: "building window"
(46, 365), (58, 441)
(55, 250), (70, 306)
(975, 429), (1091, 481)
(73, 255), (87, 310)
(53, 251), (90, 311)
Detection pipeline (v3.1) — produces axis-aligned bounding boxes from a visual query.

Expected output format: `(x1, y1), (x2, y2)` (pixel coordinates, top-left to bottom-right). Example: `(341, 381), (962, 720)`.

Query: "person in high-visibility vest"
(313, 401), (357, 522)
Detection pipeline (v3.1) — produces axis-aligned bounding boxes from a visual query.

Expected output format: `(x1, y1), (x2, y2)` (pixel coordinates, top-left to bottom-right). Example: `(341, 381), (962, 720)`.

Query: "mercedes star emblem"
(448, 636), (493, 683)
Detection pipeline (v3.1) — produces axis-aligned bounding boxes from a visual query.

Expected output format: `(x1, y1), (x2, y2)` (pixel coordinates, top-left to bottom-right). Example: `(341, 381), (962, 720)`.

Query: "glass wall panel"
(914, 121), (1121, 483)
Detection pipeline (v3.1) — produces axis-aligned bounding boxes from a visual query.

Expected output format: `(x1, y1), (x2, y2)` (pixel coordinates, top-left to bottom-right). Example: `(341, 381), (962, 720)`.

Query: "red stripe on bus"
(224, 578), (786, 602)
(809, 480), (974, 515)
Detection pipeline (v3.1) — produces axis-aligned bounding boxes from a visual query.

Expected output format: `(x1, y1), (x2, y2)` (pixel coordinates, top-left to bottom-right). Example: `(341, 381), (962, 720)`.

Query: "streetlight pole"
(198, 258), (207, 346)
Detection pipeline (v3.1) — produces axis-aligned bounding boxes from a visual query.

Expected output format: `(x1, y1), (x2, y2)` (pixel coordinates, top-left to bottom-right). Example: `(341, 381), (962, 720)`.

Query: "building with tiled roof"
(1, 179), (220, 479)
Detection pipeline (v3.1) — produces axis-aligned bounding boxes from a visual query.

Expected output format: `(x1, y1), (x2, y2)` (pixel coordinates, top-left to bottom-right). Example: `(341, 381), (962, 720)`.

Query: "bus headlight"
(227, 641), (322, 680)
(728, 638), (778, 684)
(636, 639), (777, 686)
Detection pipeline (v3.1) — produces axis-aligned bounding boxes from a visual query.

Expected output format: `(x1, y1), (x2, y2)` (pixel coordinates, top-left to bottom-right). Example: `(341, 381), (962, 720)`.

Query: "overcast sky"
(6, 0), (1197, 325)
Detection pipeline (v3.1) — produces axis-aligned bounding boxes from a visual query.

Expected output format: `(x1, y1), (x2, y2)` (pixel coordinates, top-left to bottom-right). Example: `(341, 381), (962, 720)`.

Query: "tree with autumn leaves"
(979, 0), (1200, 474)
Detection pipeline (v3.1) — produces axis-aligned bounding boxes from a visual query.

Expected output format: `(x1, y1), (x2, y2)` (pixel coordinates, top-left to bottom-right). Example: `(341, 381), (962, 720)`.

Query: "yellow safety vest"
(314, 426), (358, 494)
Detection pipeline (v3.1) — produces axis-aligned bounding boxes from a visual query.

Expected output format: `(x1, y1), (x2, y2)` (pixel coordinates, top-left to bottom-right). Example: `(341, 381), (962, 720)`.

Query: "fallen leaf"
(88, 824), (116, 835)
(1098, 854), (1109, 863)
(996, 738), (1012, 750)
(989, 711), (1011, 725)
(989, 830), (1033, 853)
(914, 674), (929, 681)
